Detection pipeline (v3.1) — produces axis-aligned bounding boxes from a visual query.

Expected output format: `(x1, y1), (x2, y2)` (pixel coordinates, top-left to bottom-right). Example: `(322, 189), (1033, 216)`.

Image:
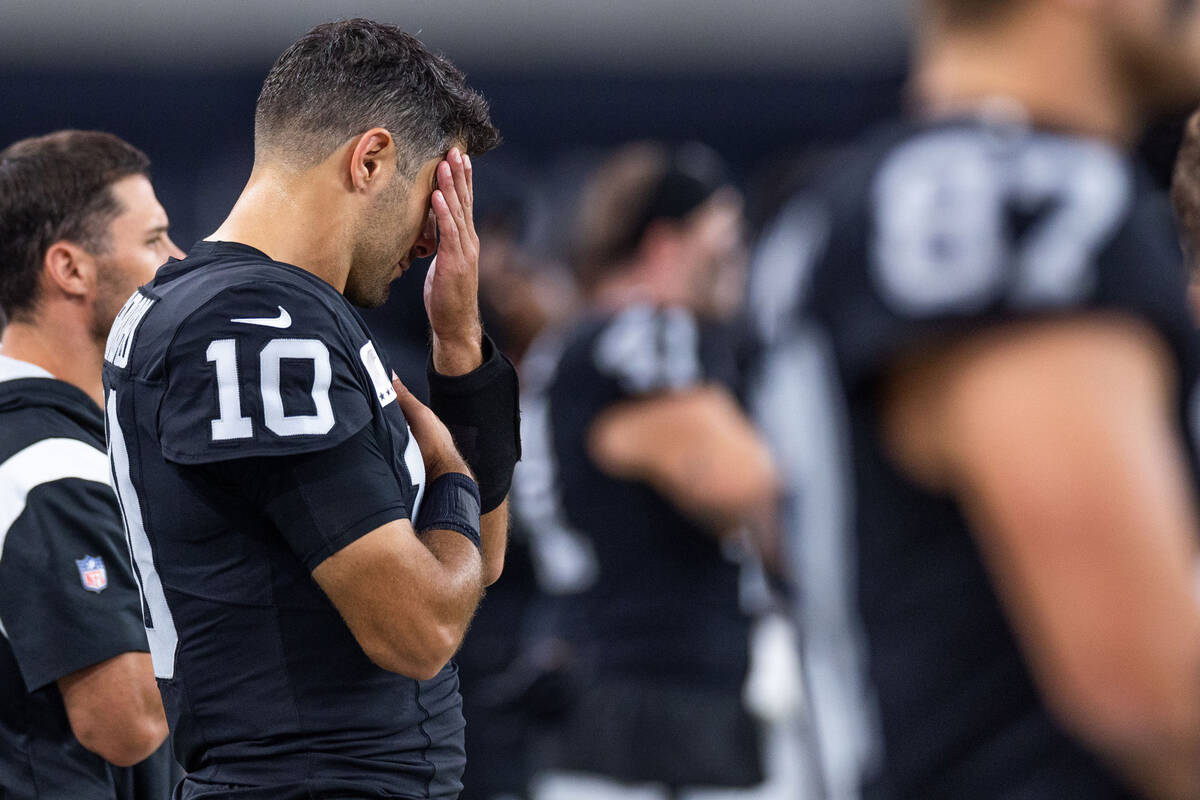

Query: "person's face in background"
(91, 174), (183, 341)
(679, 188), (748, 319)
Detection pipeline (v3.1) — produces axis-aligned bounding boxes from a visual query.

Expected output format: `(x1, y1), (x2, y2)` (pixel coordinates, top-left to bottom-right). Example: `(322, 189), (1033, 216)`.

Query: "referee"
(0, 131), (181, 799)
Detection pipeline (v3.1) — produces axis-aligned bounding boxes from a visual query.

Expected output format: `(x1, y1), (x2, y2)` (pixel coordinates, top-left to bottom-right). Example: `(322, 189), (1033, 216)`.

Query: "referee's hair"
(0, 130), (150, 324)
(254, 18), (501, 177)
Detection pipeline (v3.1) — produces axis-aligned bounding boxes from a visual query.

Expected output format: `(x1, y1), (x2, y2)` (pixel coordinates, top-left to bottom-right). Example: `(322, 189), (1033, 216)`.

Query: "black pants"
(548, 677), (764, 791)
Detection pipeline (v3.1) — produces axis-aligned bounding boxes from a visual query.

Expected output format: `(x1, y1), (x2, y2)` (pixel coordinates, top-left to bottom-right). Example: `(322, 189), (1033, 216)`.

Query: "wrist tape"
(427, 334), (521, 513)
(415, 472), (482, 550)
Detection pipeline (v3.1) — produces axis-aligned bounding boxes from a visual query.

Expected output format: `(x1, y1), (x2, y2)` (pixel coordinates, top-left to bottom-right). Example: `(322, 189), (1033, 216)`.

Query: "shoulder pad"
(157, 281), (377, 464)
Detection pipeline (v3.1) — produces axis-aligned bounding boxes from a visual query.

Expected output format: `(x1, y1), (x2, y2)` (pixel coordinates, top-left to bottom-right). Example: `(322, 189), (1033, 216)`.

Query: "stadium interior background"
(4, 3), (1196, 797)
(1, 1), (911, 362)
(2, 0), (1189, 279)
(2, 0), (1186, 363)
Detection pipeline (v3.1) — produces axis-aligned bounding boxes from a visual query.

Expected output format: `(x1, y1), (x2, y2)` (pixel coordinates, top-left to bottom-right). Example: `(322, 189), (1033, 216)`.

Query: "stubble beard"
(345, 177), (417, 309)
(345, 218), (400, 308)
(90, 255), (132, 344)
(343, 255), (395, 308)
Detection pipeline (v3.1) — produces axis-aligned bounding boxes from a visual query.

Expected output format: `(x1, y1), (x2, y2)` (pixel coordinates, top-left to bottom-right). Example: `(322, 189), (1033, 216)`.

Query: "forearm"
(654, 440), (777, 533)
(59, 653), (168, 766)
(590, 387), (777, 534)
(1072, 633), (1200, 800)
(424, 146), (518, 552)
(313, 519), (483, 680)
(365, 528), (482, 676)
(427, 334), (522, 518)
(432, 322), (483, 376)
(480, 498), (508, 585)
(670, 474), (775, 533)
(416, 528), (485, 638)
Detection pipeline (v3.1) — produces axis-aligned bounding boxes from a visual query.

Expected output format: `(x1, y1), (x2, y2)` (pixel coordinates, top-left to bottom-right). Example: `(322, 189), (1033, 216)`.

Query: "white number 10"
(206, 337), (335, 441)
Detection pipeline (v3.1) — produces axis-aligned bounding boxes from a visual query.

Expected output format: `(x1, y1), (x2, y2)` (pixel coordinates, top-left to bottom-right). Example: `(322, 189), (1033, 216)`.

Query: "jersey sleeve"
(0, 472), (147, 692)
(158, 281), (376, 464)
(591, 304), (733, 399)
(201, 424), (414, 572)
(807, 126), (1186, 389)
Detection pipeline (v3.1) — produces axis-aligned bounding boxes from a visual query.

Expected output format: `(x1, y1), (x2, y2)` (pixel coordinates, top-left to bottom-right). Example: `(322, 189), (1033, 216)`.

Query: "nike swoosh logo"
(231, 306), (292, 329)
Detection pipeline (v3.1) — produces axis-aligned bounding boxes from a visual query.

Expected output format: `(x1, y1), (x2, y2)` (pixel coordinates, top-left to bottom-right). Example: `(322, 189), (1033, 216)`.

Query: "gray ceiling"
(0, 0), (910, 71)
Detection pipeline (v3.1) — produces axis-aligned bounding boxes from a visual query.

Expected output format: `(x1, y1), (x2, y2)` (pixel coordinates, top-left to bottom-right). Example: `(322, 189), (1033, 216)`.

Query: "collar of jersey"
(0, 354), (54, 383)
(156, 240), (347, 302)
(0, 360), (104, 433)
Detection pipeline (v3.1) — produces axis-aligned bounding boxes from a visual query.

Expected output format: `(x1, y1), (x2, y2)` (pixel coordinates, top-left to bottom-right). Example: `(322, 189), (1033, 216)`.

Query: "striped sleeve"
(0, 437), (147, 692)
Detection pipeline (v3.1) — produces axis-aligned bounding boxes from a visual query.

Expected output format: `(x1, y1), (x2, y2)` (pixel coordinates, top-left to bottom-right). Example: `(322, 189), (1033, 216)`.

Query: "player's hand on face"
(391, 374), (471, 481)
(425, 147), (483, 374)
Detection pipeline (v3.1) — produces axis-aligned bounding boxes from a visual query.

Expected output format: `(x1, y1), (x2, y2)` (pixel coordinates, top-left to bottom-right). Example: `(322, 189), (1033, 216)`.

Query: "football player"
(0, 131), (179, 799)
(102, 20), (518, 800)
(516, 142), (778, 800)
(753, 0), (1200, 798)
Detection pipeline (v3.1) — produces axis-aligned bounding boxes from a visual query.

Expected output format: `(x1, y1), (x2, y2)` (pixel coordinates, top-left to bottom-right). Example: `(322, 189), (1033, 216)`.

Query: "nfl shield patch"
(75, 556), (108, 593)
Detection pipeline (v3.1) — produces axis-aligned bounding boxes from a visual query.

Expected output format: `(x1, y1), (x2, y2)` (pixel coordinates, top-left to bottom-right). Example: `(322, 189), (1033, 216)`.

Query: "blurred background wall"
(2, 0), (1191, 252)
(8, 0), (1190, 402)
(0, 0), (909, 250)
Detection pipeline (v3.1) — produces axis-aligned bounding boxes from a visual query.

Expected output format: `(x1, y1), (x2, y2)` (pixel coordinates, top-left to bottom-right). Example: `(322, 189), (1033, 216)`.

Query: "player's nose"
(409, 210), (437, 260)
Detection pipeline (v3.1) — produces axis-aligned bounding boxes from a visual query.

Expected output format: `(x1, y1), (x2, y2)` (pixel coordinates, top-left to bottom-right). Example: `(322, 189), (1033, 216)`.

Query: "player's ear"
(349, 128), (395, 194)
(42, 240), (94, 301)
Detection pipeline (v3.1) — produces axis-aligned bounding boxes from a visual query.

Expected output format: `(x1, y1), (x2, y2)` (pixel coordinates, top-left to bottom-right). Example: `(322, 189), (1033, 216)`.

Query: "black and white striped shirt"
(0, 355), (170, 799)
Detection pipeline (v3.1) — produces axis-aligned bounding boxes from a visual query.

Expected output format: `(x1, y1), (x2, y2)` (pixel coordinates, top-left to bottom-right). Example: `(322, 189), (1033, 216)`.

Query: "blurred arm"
(58, 652), (167, 767)
(588, 385), (778, 531)
(883, 314), (1200, 800)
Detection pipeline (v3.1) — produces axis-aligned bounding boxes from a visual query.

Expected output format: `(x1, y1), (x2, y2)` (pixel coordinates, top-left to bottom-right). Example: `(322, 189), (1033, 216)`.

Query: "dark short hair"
(571, 142), (729, 290)
(254, 18), (501, 176)
(0, 130), (150, 322)
(1173, 109), (1200, 272)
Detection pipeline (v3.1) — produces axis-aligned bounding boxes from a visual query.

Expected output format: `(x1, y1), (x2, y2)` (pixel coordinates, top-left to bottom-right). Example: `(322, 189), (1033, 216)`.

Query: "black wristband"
(415, 472), (482, 550)
(427, 334), (521, 513)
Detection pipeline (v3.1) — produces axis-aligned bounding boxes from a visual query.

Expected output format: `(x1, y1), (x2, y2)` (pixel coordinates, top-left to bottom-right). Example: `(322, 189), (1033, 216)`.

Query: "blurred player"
(517, 142), (777, 800)
(0, 131), (179, 798)
(456, 200), (576, 800)
(753, 0), (1200, 798)
(102, 20), (520, 799)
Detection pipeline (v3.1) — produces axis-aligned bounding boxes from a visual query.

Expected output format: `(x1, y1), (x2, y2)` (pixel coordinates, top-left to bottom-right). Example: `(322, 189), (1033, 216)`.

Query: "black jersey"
(516, 304), (751, 686)
(101, 241), (469, 800)
(753, 117), (1198, 799)
(0, 356), (174, 800)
